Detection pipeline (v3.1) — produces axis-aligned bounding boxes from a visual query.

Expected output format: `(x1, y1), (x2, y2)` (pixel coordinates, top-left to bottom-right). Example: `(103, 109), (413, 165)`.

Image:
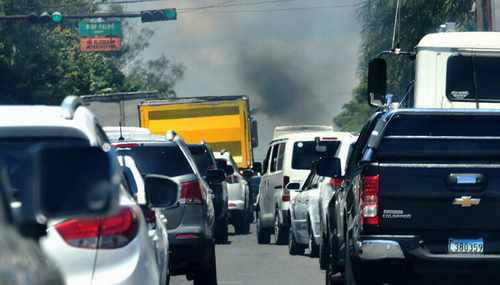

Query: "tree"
(334, 0), (475, 131)
(0, 0), (184, 104)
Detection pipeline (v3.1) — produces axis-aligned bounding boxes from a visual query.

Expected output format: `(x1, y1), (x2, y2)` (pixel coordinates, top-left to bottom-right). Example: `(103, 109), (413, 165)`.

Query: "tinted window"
(446, 55), (500, 102)
(188, 145), (216, 176)
(292, 141), (340, 170)
(270, 144), (280, 172)
(0, 137), (89, 192)
(277, 143), (286, 171)
(117, 145), (193, 177)
(262, 146), (272, 174)
(375, 114), (500, 162)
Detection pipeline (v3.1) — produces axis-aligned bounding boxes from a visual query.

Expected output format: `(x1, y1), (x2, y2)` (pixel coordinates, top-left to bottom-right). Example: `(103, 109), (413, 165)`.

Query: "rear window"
(117, 145), (193, 177)
(292, 140), (341, 170)
(375, 114), (500, 162)
(188, 145), (216, 176)
(446, 55), (500, 102)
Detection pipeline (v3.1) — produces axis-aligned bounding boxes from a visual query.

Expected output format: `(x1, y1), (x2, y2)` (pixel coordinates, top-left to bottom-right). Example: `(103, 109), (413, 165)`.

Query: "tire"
(214, 216), (229, 244)
(193, 242), (218, 285)
(342, 230), (382, 285)
(288, 230), (305, 255)
(274, 210), (289, 245)
(256, 212), (271, 244)
(166, 274), (170, 285)
(308, 224), (320, 258)
(319, 234), (330, 269)
(234, 211), (250, 235)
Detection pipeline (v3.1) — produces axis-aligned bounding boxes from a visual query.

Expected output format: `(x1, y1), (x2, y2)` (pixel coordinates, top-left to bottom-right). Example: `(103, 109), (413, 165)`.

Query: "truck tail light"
(282, 176), (290, 202)
(180, 180), (205, 204)
(112, 143), (139, 149)
(361, 175), (379, 225)
(55, 207), (139, 249)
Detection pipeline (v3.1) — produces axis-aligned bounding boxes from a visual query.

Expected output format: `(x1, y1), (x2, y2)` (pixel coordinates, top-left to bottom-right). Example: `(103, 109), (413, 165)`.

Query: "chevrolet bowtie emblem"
(453, 196), (480, 207)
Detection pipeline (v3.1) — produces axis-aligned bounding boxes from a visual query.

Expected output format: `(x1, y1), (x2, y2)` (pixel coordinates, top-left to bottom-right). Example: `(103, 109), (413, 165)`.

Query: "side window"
(276, 143), (286, 171)
(311, 174), (320, 188)
(270, 144), (280, 173)
(302, 173), (314, 190)
(262, 146), (273, 174)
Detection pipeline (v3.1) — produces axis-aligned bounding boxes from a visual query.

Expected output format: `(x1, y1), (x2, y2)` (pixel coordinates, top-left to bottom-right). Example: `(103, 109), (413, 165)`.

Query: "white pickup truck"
(369, 32), (500, 109)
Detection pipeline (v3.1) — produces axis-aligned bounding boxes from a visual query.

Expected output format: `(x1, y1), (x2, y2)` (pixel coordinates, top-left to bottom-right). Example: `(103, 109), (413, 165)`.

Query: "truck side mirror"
(216, 159), (228, 170)
(368, 58), (387, 107)
(317, 157), (342, 178)
(252, 162), (262, 174)
(144, 175), (179, 208)
(36, 146), (120, 220)
(251, 120), (259, 148)
(286, 182), (301, 191)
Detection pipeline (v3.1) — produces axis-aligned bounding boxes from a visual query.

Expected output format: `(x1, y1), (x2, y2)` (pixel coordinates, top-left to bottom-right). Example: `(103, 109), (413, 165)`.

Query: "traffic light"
(27, 11), (63, 23)
(141, 9), (177, 23)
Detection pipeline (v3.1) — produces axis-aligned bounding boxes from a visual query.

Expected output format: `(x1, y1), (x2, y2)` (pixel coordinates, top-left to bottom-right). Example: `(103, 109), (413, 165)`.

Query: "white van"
(256, 127), (355, 245)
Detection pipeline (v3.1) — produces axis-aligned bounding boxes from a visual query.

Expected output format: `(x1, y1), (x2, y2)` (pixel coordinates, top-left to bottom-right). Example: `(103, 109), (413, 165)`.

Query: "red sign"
(80, 37), (122, 52)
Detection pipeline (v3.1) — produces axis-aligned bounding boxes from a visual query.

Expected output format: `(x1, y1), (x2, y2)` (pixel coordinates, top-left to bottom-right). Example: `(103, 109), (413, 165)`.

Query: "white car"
(0, 96), (163, 285)
(118, 156), (170, 285)
(214, 151), (252, 234)
(256, 126), (354, 245)
(288, 133), (356, 257)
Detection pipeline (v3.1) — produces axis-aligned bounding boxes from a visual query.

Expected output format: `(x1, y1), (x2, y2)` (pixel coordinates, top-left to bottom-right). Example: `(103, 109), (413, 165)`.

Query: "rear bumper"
(355, 235), (500, 274)
(228, 200), (245, 210)
(168, 227), (211, 276)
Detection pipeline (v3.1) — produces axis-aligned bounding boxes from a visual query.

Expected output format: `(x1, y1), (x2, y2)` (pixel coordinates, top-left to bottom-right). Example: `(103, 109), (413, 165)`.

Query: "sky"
(91, 0), (361, 160)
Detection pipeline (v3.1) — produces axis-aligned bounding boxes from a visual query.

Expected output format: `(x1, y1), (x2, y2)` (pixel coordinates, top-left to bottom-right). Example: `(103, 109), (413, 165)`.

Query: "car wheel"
(166, 274), (170, 285)
(288, 230), (305, 255)
(319, 233), (330, 269)
(256, 211), (271, 244)
(215, 216), (229, 244)
(274, 209), (289, 245)
(308, 224), (320, 258)
(193, 242), (217, 285)
(234, 211), (250, 235)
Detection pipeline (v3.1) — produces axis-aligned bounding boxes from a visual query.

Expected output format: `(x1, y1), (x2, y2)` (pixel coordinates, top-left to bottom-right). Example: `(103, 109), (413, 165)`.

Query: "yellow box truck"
(138, 96), (258, 169)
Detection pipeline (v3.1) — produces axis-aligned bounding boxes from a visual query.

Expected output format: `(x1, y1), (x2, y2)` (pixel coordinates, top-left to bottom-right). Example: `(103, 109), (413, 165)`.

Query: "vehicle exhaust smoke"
(237, 48), (325, 124)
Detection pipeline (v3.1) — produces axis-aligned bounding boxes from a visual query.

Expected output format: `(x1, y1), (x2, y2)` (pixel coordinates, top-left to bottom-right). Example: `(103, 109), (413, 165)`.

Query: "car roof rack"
(61, 96), (83, 119)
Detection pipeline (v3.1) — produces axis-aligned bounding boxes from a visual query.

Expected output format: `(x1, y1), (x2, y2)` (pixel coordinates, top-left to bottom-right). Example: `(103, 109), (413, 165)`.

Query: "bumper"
(355, 235), (500, 274)
(228, 200), (245, 211)
(168, 227), (211, 276)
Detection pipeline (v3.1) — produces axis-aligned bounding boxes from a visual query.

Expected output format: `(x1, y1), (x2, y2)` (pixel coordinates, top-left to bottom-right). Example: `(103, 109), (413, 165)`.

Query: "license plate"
(448, 238), (484, 254)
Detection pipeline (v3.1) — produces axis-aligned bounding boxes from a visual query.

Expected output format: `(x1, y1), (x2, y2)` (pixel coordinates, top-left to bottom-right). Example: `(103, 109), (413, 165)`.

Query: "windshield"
(292, 140), (340, 170)
(188, 145), (216, 176)
(446, 55), (500, 102)
(117, 145), (193, 177)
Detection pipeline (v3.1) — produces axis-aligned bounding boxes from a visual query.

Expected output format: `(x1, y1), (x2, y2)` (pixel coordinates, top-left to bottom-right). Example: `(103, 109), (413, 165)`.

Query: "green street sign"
(79, 20), (122, 37)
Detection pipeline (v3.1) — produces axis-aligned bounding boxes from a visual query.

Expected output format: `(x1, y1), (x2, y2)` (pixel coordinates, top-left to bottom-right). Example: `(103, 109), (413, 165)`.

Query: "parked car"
(256, 129), (346, 245)
(215, 151), (252, 234)
(118, 155), (170, 284)
(188, 144), (229, 244)
(326, 109), (500, 285)
(113, 131), (221, 285)
(0, 96), (162, 285)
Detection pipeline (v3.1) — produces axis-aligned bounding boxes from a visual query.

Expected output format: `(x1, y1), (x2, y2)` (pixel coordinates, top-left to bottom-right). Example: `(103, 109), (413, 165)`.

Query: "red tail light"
(361, 175), (380, 225)
(55, 207), (139, 249)
(112, 143), (139, 149)
(282, 176), (291, 202)
(180, 180), (205, 204)
(329, 178), (343, 189)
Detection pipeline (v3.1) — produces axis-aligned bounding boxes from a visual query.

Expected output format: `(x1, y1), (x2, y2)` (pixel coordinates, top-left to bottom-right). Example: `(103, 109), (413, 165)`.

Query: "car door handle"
(274, 185), (283, 189)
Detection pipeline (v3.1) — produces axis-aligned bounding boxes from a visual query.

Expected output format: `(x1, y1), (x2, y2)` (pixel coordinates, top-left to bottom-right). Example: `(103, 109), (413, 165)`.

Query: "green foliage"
(335, 0), (475, 131)
(0, 0), (184, 104)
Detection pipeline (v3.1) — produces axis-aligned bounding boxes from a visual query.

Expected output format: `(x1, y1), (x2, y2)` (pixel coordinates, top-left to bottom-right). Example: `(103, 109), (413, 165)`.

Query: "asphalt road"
(171, 224), (325, 285)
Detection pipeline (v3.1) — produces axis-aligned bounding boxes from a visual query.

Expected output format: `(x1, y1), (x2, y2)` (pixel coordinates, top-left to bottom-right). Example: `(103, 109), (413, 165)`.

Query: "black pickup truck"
(326, 109), (500, 285)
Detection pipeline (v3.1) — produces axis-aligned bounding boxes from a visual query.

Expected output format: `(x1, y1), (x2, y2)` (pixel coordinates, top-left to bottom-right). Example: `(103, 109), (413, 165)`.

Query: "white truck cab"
(369, 32), (500, 109)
